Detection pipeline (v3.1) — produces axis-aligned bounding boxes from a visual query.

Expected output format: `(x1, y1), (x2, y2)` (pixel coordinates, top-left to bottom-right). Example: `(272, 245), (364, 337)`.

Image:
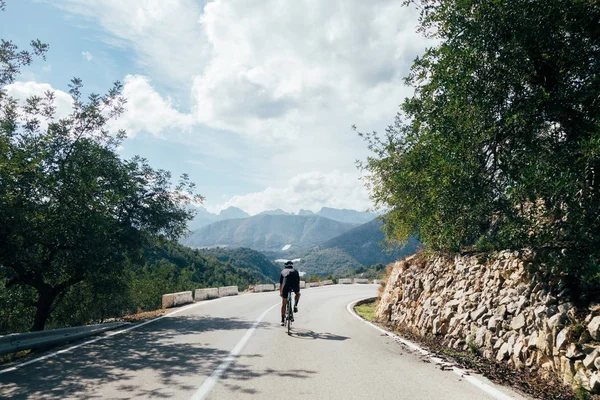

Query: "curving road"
(0, 285), (530, 399)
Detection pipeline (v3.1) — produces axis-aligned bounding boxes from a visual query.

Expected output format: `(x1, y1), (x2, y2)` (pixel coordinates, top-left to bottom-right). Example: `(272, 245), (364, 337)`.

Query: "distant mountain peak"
(219, 206), (250, 219)
(316, 207), (376, 225)
(258, 209), (292, 216)
(298, 209), (315, 216)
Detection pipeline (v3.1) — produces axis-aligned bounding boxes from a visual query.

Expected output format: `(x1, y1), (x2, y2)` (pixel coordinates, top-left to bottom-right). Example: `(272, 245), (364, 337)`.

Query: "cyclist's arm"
(279, 273), (283, 296)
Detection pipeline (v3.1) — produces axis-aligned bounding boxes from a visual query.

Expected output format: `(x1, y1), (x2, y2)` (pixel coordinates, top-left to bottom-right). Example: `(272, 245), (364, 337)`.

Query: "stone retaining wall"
(376, 251), (600, 393)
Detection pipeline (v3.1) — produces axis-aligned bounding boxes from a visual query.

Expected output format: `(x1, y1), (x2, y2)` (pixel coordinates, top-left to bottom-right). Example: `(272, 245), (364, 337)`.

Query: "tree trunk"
(31, 285), (58, 331)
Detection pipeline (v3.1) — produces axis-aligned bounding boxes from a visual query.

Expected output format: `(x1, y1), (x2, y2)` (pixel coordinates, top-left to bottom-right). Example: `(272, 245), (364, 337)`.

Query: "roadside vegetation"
(354, 300), (377, 322)
(358, 0), (600, 296)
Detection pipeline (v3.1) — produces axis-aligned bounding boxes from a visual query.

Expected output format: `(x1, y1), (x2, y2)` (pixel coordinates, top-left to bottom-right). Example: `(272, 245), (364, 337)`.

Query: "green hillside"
(195, 247), (280, 282)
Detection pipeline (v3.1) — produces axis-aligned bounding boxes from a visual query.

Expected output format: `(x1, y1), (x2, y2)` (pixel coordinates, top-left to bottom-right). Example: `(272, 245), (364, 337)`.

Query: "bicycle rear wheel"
(287, 293), (293, 335)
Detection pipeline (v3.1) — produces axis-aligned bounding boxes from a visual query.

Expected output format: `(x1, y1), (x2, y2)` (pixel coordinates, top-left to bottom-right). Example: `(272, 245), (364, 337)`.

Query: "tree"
(359, 0), (600, 281)
(0, 14), (202, 330)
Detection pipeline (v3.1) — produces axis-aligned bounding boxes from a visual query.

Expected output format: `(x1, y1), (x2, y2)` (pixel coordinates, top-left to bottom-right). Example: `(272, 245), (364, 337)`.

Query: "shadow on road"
(0, 315), (315, 399)
(288, 328), (350, 341)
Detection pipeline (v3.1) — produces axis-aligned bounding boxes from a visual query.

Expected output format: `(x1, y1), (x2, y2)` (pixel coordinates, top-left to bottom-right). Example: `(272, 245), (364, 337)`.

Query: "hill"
(195, 247), (280, 282)
(181, 214), (356, 251)
(294, 248), (363, 276)
(269, 218), (421, 277)
(321, 218), (421, 266)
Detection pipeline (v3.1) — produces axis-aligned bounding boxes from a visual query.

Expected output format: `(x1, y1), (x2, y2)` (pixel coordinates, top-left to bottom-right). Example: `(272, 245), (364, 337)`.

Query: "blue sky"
(1, 0), (429, 215)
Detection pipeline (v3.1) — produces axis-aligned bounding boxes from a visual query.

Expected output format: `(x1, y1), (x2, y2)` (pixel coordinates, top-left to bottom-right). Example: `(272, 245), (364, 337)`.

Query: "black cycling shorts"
(281, 286), (299, 298)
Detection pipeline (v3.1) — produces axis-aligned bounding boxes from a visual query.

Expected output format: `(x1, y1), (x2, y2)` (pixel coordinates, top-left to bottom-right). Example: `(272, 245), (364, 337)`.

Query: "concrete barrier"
(338, 278), (352, 284)
(306, 282), (320, 288)
(321, 280), (334, 286)
(194, 288), (219, 301)
(372, 279), (381, 285)
(300, 281), (306, 289)
(218, 286), (238, 297)
(354, 278), (369, 284)
(162, 291), (194, 309)
(254, 284), (275, 293)
(275, 283), (281, 290)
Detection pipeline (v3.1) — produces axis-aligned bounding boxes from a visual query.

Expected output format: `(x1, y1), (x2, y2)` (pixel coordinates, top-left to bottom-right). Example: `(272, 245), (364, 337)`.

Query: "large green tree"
(0, 17), (202, 330)
(360, 0), (600, 281)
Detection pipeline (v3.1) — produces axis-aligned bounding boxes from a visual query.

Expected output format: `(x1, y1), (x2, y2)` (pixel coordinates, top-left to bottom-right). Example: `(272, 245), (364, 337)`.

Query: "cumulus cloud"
(211, 170), (372, 215)
(81, 51), (93, 61)
(109, 75), (194, 137)
(45, 0), (431, 211)
(4, 81), (74, 120)
(192, 0), (425, 141)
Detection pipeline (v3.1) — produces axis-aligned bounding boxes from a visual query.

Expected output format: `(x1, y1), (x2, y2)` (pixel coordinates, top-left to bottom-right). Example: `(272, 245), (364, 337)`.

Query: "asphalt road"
(0, 285), (531, 399)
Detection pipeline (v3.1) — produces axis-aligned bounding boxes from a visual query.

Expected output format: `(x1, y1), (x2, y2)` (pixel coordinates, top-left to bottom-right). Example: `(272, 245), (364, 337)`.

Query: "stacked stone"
(376, 251), (600, 394)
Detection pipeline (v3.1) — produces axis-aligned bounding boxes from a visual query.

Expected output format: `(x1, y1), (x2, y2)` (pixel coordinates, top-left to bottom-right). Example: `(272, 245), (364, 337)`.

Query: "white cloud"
(210, 170), (372, 215)
(81, 51), (93, 61)
(109, 75), (193, 137)
(4, 81), (74, 121)
(45, 0), (431, 211)
(47, 0), (208, 88)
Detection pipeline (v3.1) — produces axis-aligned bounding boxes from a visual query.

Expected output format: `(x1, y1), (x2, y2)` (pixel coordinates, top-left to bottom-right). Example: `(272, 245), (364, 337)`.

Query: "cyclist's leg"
(281, 288), (288, 325)
(294, 290), (301, 312)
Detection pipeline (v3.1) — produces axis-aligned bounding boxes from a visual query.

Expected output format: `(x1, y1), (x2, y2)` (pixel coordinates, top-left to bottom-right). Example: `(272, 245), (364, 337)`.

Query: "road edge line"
(346, 298), (519, 400)
(189, 302), (280, 400)
(0, 298), (224, 375)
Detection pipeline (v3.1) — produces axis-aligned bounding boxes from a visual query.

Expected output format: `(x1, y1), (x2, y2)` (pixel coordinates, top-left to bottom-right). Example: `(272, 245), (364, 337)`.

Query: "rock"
(595, 357), (600, 370)
(548, 313), (566, 330)
(536, 332), (552, 353)
(561, 356), (575, 386)
(513, 341), (525, 363)
(432, 317), (449, 335)
(566, 343), (585, 360)
(558, 302), (573, 314)
(487, 316), (501, 331)
(589, 316), (600, 340)
(445, 299), (460, 309)
(584, 349), (600, 369)
(591, 372), (600, 394)
(470, 306), (487, 321)
(575, 365), (591, 391)
(580, 330), (593, 345)
(511, 314), (526, 330)
(527, 331), (539, 349)
(493, 304), (506, 318)
(475, 326), (487, 347)
(556, 327), (573, 351)
(497, 342), (510, 361)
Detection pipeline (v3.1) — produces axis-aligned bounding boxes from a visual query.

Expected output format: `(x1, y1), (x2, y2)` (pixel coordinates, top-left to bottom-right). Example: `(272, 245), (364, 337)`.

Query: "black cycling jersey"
(280, 266), (300, 293)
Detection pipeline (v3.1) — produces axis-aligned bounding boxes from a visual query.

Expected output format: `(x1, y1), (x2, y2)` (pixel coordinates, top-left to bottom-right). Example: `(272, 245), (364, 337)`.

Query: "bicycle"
(285, 290), (294, 335)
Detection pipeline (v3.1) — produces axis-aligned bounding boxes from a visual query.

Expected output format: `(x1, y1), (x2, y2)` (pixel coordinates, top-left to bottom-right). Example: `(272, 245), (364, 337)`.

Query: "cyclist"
(280, 260), (301, 326)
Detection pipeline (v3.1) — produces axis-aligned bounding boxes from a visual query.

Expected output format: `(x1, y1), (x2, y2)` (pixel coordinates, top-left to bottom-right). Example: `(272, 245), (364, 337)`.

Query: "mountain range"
(187, 206), (376, 230)
(182, 206), (418, 278)
(182, 214), (356, 251)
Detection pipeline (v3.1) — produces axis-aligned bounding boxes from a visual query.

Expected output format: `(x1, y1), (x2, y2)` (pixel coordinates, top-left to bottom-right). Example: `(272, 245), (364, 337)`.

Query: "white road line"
(347, 299), (519, 400)
(0, 298), (227, 375)
(190, 302), (279, 400)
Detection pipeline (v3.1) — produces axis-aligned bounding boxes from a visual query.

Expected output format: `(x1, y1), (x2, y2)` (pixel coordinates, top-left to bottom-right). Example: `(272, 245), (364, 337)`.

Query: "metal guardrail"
(0, 322), (128, 355)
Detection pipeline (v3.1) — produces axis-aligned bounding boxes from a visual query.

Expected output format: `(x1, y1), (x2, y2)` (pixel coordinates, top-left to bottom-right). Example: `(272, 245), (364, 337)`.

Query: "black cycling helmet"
(284, 260), (294, 266)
